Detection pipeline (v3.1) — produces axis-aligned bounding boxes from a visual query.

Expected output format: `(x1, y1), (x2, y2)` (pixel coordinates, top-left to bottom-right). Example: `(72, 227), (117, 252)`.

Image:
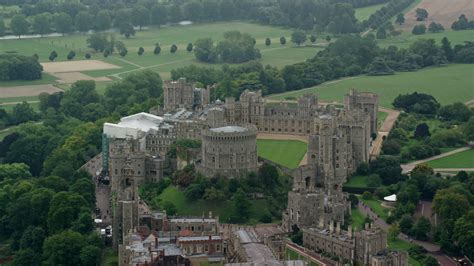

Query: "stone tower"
(344, 89), (379, 135)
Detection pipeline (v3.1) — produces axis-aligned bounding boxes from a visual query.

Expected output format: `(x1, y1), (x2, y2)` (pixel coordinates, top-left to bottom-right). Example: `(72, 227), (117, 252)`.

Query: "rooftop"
(210, 126), (248, 133)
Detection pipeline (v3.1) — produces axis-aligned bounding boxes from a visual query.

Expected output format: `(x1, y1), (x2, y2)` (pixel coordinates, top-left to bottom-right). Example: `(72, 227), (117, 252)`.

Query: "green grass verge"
(388, 238), (422, 266)
(355, 3), (388, 21)
(257, 139), (307, 169)
(351, 208), (366, 231)
(0, 73), (57, 88)
(378, 111), (388, 129)
(345, 176), (373, 189)
(426, 149), (474, 169)
(157, 186), (269, 224)
(378, 29), (474, 49)
(267, 64), (474, 108)
(360, 198), (390, 221)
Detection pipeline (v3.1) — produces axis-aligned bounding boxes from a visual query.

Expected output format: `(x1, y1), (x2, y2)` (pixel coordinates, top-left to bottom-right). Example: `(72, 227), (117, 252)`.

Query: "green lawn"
(0, 73), (57, 87)
(378, 29), (474, 49)
(257, 139), (307, 169)
(345, 175), (372, 188)
(0, 22), (322, 82)
(101, 247), (118, 266)
(157, 186), (270, 224)
(360, 198), (390, 220)
(378, 111), (388, 129)
(388, 239), (422, 266)
(351, 208), (366, 231)
(427, 149), (474, 168)
(355, 3), (388, 21)
(267, 64), (474, 107)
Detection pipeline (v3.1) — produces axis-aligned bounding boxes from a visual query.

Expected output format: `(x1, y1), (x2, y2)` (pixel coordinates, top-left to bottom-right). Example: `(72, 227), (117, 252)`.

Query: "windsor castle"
(91, 78), (407, 265)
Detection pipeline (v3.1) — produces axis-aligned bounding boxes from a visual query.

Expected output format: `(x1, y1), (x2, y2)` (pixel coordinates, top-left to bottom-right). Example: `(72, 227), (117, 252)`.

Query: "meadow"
(257, 139), (308, 169)
(267, 64), (474, 107)
(378, 29), (474, 49)
(427, 149), (474, 168)
(355, 3), (388, 21)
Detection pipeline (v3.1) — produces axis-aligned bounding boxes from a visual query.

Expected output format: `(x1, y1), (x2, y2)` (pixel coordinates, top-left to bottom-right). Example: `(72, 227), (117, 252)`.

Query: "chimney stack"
(348, 225), (353, 238)
(329, 220), (334, 233)
(319, 216), (324, 228)
(365, 223), (369, 230)
(336, 221), (341, 235)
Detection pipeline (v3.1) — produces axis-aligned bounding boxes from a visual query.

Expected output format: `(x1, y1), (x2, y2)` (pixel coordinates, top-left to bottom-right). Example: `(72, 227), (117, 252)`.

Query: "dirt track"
(0, 84), (62, 98)
(402, 0), (474, 29)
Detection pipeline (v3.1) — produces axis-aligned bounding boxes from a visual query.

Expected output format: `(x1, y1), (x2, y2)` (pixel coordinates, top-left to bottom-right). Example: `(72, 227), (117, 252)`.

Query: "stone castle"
(97, 78), (408, 265)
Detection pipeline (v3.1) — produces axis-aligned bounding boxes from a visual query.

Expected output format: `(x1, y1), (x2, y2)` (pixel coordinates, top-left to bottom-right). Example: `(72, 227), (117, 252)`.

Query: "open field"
(426, 149), (474, 168)
(0, 73), (57, 88)
(0, 22), (322, 82)
(157, 186), (270, 223)
(355, 3), (388, 21)
(0, 84), (61, 98)
(257, 139), (308, 169)
(401, 0), (474, 30)
(378, 29), (474, 49)
(267, 64), (474, 107)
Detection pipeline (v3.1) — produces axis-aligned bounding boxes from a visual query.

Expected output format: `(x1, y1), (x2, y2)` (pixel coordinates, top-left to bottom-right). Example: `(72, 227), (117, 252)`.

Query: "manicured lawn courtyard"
(157, 186), (270, 224)
(257, 139), (307, 169)
(427, 149), (474, 168)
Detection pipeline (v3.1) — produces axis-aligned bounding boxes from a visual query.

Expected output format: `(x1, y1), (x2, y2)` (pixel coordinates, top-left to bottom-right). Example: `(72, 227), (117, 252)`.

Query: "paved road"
(401, 146), (471, 174)
(370, 107), (400, 158)
(357, 202), (456, 266)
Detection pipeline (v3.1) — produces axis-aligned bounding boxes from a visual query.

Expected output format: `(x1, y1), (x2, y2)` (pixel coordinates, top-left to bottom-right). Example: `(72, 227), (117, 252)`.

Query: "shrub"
(85, 53), (91, 59)
(279, 36), (286, 45)
(412, 24), (426, 35)
(170, 44), (177, 53)
(67, 51), (76, 60)
(154, 44), (161, 55)
(137, 47), (144, 55)
(265, 38), (271, 46)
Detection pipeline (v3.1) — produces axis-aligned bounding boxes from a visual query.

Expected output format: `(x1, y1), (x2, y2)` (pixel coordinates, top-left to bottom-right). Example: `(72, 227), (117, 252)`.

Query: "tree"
(454, 210), (474, 259)
(414, 123), (430, 139)
(369, 156), (402, 185)
(428, 22), (444, 33)
(388, 224), (400, 240)
(396, 13), (405, 25)
(11, 102), (38, 125)
(412, 217), (431, 240)
(54, 13), (73, 36)
(326, 35), (331, 42)
(170, 44), (178, 53)
(280, 36), (286, 45)
(132, 5), (150, 30)
(85, 53), (91, 59)
(67, 51), (76, 60)
(441, 37), (455, 62)
(291, 31), (307, 46)
(0, 18), (5, 37)
(309, 35), (317, 43)
(231, 188), (251, 223)
(265, 38), (271, 46)
(154, 44), (161, 55)
(12, 248), (40, 266)
(186, 43), (193, 52)
(120, 48), (128, 57)
(451, 14), (471, 30)
(382, 139), (401, 155)
(75, 11), (93, 34)
(366, 57), (394, 75)
(43, 230), (85, 266)
(32, 13), (51, 37)
(412, 24), (426, 35)
(10, 15), (29, 39)
(138, 46), (144, 55)
(80, 245), (101, 266)
(20, 226), (45, 253)
(438, 102), (471, 122)
(161, 201), (177, 215)
(95, 10), (111, 31)
(151, 4), (167, 27)
(119, 22), (135, 39)
(415, 8), (428, 21)
(258, 163), (279, 188)
(421, 256), (439, 266)
(399, 214), (413, 234)
(49, 51), (58, 61)
(376, 27), (387, 39)
(86, 33), (109, 52)
(194, 38), (215, 62)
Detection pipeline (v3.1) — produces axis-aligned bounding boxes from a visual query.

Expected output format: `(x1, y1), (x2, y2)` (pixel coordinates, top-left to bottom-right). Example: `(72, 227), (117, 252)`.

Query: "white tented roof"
(103, 112), (164, 139)
(384, 194), (397, 202)
(210, 126), (248, 133)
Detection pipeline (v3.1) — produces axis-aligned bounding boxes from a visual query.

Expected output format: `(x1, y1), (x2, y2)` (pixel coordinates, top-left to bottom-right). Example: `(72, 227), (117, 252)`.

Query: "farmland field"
(267, 64), (474, 107)
(257, 139), (308, 169)
(427, 149), (474, 168)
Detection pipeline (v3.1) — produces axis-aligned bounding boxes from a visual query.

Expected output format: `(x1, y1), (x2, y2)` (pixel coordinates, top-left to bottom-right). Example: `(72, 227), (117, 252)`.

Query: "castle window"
(115, 169), (118, 175)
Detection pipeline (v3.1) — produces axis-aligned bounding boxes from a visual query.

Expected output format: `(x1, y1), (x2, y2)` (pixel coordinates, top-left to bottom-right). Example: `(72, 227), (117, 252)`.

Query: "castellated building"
(163, 78), (210, 112)
(198, 125), (258, 178)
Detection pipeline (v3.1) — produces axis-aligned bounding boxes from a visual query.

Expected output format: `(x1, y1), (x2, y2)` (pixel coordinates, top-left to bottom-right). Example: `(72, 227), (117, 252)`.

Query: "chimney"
(348, 225), (353, 238)
(329, 221), (334, 233)
(365, 223), (369, 230)
(336, 222), (341, 235)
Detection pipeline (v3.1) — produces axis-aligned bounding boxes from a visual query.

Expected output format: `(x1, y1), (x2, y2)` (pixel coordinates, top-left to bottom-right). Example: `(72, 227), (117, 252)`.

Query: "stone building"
(197, 125), (258, 178)
(163, 78), (210, 112)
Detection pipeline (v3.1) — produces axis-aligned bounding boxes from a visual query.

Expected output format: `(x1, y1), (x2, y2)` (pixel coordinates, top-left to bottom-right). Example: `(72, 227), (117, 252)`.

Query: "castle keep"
(96, 78), (407, 265)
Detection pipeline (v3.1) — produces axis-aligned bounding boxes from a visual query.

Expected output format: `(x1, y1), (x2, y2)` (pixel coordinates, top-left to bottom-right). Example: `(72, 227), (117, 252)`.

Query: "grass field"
(157, 186), (270, 224)
(378, 29), (474, 49)
(257, 139), (307, 169)
(268, 64), (474, 107)
(351, 208), (366, 231)
(427, 149), (474, 168)
(355, 3), (388, 21)
(0, 22), (322, 82)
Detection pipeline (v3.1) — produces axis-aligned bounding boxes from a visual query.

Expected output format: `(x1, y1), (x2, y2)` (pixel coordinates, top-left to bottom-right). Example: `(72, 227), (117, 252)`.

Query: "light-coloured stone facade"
(163, 78), (210, 112)
(198, 125), (258, 178)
